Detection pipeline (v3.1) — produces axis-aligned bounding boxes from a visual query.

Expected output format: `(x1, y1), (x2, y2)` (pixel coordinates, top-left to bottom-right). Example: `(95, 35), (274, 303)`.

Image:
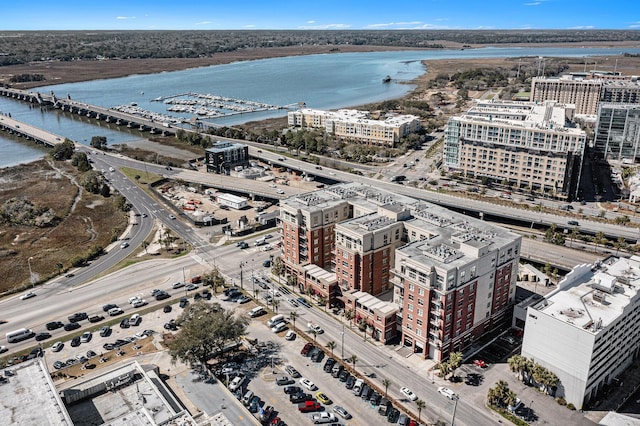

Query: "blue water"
(1, 46), (639, 168)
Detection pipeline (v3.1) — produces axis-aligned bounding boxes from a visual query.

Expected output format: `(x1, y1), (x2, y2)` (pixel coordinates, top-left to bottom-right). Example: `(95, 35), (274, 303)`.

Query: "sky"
(1, 0), (638, 31)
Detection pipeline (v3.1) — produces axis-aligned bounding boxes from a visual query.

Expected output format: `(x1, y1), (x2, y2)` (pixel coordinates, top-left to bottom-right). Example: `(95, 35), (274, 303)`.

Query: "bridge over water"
(0, 88), (176, 137)
(0, 113), (67, 147)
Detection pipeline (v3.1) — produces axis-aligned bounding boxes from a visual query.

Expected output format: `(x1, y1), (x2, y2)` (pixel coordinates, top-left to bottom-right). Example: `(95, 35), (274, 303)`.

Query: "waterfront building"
(205, 141), (249, 174)
(531, 74), (640, 115)
(521, 256), (640, 409)
(594, 103), (640, 162)
(287, 108), (420, 147)
(279, 182), (521, 360)
(444, 100), (586, 199)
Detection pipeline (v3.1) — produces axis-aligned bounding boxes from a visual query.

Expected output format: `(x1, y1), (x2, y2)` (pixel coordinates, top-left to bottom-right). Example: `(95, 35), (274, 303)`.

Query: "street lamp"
(28, 256), (35, 288)
(451, 395), (459, 426)
(341, 323), (345, 360)
(239, 261), (245, 290)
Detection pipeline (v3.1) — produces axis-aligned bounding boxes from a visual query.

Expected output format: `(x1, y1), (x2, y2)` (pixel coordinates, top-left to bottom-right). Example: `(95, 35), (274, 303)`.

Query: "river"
(1, 46), (639, 168)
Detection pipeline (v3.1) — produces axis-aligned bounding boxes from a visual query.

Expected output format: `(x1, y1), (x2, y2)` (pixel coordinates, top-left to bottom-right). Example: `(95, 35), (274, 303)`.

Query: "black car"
(179, 297), (189, 308)
(276, 376), (295, 386)
(323, 358), (336, 373)
(86, 350), (97, 358)
(102, 303), (118, 312)
(332, 365), (344, 378)
(63, 322), (81, 332)
(120, 318), (130, 328)
(35, 332), (51, 341)
(70, 336), (81, 347)
(369, 392), (381, 406)
(46, 321), (64, 331)
(283, 386), (302, 395)
(345, 375), (356, 389)
(289, 392), (312, 403)
(103, 343), (115, 351)
(387, 407), (400, 423)
(155, 291), (170, 301)
(163, 305), (172, 313)
(88, 315), (105, 323)
(311, 350), (325, 363)
(361, 384), (372, 400)
(68, 312), (88, 323)
(53, 361), (66, 370)
(338, 369), (350, 382)
(164, 321), (177, 330)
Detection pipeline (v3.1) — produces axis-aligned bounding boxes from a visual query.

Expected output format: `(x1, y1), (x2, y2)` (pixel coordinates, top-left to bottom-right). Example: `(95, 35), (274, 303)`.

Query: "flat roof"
(217, 192), (248, 204)
(350, 290), (398, 316)
(0, 359), (73, 426)
(533, 256), (640, 333)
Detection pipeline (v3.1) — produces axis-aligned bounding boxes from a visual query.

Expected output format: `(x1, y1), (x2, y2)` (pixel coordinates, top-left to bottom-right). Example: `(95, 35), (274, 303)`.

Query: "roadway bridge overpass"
(0, 87), (176, 137)
(0, 114), (66, 147)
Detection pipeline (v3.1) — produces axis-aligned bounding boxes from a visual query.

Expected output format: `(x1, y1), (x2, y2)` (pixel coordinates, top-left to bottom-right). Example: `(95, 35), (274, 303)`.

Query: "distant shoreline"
(1, 40), (638, 90)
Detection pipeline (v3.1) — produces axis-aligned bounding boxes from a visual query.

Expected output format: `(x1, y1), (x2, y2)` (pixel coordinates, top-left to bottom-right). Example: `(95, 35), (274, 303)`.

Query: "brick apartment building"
(279, 183), (521, 360)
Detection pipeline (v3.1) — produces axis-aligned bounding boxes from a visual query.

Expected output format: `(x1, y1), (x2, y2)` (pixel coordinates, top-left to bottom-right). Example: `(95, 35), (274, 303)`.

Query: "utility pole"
(341, 324), (345, 360)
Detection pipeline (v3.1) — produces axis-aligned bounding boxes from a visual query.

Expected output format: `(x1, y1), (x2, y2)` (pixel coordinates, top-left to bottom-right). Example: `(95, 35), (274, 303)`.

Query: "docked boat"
(382, 75), (391, 83)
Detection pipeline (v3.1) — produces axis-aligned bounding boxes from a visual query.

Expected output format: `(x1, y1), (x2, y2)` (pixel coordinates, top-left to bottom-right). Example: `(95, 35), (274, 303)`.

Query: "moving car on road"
(400, 386), (418, 401)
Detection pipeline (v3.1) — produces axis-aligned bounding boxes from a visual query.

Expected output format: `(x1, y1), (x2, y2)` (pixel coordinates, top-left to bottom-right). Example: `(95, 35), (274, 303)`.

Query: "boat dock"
(153, 92), (288, 119)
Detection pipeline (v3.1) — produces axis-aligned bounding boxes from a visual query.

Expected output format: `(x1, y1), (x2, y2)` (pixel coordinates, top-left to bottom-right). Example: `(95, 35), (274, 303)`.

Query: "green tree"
(348, 354), (357, 370)
(345, 309), (355, 327)
(415, 399), (426, 422)
(289, 310), (299, 330)
(100, 183), (111, 197)
(318, 295), (328, 311)
(51, 139), (75, 160)
(615, 236), (628, 255)
(382, 378), (392, 397)
(90, 136), (107, 150)
(272, 257), (285, 285)
(272, 299), (280, 314)
(71, 152), (91, 172)
(507, 354), (532, 382)
(167, 301), (248, 366)
(326, 341), (336, 358)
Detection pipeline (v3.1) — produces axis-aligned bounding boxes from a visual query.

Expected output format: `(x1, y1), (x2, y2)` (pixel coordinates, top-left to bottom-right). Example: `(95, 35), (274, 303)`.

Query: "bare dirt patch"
(0, 160), (127, 294)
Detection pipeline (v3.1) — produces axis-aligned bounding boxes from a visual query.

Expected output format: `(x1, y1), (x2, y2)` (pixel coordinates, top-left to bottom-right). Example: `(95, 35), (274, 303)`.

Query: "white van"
(267, 314), (285, 328)
(129, 314), (141, 326)
(248, 306), (266, 318)
(5, 328), (34, 343)
(254, 237), (267, 246)
(242, 390), (254, 405)
(229, 375), (244, 392)
(353, 378), (365, 396)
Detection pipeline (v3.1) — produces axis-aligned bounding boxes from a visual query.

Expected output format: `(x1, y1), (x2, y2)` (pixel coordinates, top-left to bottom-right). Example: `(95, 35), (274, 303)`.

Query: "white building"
(521, 256), (640, 409)
(288, 108), (420, 147)
(216, 192), (248, 210)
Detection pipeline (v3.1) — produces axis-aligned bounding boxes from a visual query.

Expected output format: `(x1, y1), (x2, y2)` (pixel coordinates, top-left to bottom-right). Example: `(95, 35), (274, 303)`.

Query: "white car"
(120, 242), (129, 249)
(108, 307), (124, 316)
(0, 345), (7, 354)
(128, 296), (141, 304)
(285, 330), (296, 340)
(80, 332), (92, 343)
(400, 386), (418, 401)
(51, 342), (64, 352)
(132, 299), (147, 308)
(307, 322), (324, 334)
(311, 412), (336, 424)
(437, 386), (457, 400)
(20, 291), (36, 300)
(272, 322), (288, 333)
(276, 189), (285, 194)
(168, 214), (176, 220)
(299, 377), (317, 391)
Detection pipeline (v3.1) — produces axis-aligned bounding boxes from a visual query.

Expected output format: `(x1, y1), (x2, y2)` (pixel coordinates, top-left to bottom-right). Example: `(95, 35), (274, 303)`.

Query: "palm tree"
(310, 330), (318, 343)
(345, 309), (355, 328)
(507, 354), (529, 382)
(448, 351), (463, 380)
(415, 399), (426, 422)
(318, 295), (328, 311)
(272, 299), (280, 314)
(495, 380), (510, 405)
(326, 341), (336, 358)
(348, 354), (357, 370)
(504, 390), (518, 408)
(382, 378), (392, 397)
(289, 311), (299, 330)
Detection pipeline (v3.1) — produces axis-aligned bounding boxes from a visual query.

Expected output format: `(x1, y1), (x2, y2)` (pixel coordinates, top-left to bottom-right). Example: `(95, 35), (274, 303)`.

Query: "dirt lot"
(0, 160), (127, 294)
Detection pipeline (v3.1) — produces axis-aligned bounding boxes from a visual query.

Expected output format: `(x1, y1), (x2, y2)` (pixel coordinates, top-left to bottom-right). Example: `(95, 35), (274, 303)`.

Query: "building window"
(407, 304), (413, 311)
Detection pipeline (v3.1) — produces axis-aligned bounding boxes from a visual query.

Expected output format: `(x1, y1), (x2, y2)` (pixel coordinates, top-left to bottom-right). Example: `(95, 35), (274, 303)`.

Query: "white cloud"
(195, 21), (212, 26)
(568, 25), (595, 29)
(116, 16), (136, 20)
(367, 21), (424, 28)
(307, 20), (316, 24)
(630, 21), (640, 28)
(242, 25), (256, 28)
(524, 2), (541, 5)
(298, 23), (351, 29)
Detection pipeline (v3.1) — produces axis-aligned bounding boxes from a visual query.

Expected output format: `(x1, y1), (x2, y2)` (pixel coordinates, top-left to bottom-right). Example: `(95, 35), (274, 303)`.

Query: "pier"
(0, 88), (176, 137)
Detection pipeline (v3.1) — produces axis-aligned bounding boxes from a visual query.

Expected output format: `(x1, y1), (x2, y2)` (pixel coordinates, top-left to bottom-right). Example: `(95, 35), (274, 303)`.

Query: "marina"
(152, 92), (292, 119)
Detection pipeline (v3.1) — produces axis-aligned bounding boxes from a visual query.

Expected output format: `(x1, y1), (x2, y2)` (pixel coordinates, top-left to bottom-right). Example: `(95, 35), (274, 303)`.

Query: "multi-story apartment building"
(531, 74), (640, 115)
(521, 256), (640, 409)
(594, 103), (640, 162)
(393, 208), (521, 361)
(279, 182), (521, 360)
(287, 108), (420, 147)
(531, 76), (602, 115)
(444, 100), (586, 199)
(205, 141), (248, 173)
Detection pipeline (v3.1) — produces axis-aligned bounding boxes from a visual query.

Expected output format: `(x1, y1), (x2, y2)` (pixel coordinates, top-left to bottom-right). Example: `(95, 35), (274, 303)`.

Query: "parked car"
(285, 330), (296, 340)
(53, 360), (66, 369)
(276, 376), (295, 386)
(70, 336), (81, 347)
(323, 358), (336, 373)
(51, 342), (64, 352)
(473, 359), (488, 368)
(290, 392), (312, 403)
(387, 407), (401, 423)
(315, 391), (332, 405)
(285, 365), (301, 378)
(80, 332), (92, 343)
(338, 369), (350, 382)
(271, 322), (288, 333)
(99, 326), (111, 337)
(311, 412), (336, 424)
(333, 406), (352, 419)
(311, 349), (325, 363)
(299, 378), (317, 391)
(298, 401), (322, 413)
(237, 295), (251, 304)
(283, 385), (302, 395)
(300, 343), (314, 356)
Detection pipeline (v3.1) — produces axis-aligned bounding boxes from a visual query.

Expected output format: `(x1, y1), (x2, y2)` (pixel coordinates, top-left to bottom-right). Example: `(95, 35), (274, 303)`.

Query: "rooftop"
(296, 108), (419, 128)
(350, 290), (398, 316)
(0, 359), (72, 426)
(206, 140), (246, 153)
(532, 256), (640, 333)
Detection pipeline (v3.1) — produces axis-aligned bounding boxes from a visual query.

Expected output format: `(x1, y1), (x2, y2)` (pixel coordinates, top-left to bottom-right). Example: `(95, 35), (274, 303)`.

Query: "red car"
(473, 359), (487, 368)
(298, 401), (322, 412)
(300, 342), (314, 356)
